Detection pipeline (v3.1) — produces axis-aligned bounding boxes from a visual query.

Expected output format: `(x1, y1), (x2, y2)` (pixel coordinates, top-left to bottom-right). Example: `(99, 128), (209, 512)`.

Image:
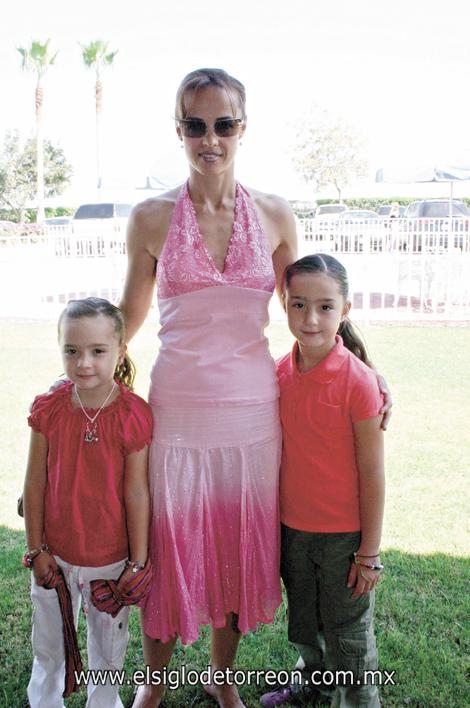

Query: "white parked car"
(72, 203), (133, 236)
(315, 203), (348, 219)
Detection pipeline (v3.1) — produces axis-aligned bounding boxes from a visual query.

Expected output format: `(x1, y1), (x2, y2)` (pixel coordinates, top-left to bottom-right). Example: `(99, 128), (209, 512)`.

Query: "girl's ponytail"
(115, 354), (136, 391)
(338, 319), (371, 367)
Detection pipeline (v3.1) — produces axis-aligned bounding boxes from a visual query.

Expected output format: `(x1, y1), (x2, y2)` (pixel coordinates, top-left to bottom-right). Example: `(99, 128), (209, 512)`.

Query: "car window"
(74, 204), (114, 219)
(317, 205), (346, 215)
(422, 201), (469, 217)
(116, 204), (133, 217)
(377, 206), (390, 216)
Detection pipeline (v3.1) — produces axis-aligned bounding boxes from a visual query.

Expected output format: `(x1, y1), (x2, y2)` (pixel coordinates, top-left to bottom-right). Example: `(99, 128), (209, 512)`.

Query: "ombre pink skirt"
(143, 401), (282, 645)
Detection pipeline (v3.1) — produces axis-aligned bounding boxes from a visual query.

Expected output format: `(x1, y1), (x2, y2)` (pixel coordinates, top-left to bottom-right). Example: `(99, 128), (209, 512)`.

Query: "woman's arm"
(376, 374), (392, 430)
(348, 415), (385, 599)
(254, 192), (298, 301)
(118, 445), (150, 589)
(23, 430), (57, 580)
(363, 368), (392, 430)
(119, 204), (159, 342)
(270, 202), (298, 301)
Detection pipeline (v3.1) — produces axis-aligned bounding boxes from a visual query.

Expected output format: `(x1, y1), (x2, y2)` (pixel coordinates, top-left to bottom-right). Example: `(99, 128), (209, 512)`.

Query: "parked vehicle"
(335, 210), (379, 251)
(377, 204), (406, 217)
(404, 199), (470, 220)
(403, 199), (470, 250)
(337, 209), (378, 223)
(72, 203), (133, 243)
(315, 203), (348, 218)
(313, 204), (348, 242)
(44, 216), (73, 228)
(73, 203), (133, 220)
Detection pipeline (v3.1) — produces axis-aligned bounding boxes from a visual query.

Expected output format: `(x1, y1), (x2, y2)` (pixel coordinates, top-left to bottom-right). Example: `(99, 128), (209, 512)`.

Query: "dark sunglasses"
(178, 117), (244, 139)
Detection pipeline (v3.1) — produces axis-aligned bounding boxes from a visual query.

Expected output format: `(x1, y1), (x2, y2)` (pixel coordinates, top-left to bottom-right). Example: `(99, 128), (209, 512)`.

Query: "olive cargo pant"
(281, 525), (380, 707)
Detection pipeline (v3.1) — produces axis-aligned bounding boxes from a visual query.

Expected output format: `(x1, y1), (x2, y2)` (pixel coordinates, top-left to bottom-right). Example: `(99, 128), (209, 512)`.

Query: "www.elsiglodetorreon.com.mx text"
(74, 665), (397, 690)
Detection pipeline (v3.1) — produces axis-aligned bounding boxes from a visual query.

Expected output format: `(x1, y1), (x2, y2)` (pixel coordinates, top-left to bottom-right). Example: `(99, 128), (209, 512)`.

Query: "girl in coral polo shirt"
(261, 254), (385, 708)
(22, 298), (152, 708)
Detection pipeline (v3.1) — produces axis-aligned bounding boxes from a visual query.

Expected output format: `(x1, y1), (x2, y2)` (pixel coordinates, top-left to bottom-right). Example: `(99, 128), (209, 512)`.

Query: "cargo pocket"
(336, 632), (367, 682)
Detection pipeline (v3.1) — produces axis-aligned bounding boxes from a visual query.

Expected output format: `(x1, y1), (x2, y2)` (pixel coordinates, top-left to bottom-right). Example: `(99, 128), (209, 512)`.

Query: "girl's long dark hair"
(58, 297), (136, 389)
(284, 254), (372, 367)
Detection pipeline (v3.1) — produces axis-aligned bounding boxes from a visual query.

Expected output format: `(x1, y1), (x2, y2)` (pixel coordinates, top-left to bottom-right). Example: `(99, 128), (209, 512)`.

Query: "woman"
(120, 68), (389, 708)
(120, 68), (296, 708)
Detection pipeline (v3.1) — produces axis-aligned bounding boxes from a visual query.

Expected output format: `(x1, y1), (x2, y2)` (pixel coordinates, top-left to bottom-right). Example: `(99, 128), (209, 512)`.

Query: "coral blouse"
(28, 381), (153, 566)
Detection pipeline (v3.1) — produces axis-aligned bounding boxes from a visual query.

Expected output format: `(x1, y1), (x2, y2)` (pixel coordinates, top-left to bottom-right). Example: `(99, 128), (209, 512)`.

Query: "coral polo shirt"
(277, 335), (383, 533)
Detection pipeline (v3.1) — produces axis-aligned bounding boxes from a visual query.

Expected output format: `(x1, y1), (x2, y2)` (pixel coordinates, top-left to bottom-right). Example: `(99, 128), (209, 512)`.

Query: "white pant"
(28, 556), (130, 708)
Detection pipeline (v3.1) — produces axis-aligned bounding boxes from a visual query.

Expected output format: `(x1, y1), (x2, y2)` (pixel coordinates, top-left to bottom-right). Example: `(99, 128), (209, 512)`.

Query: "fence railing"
(297, 218), (470, 321)
(1, 222), (469, 321)
(299, 217), (470, 254)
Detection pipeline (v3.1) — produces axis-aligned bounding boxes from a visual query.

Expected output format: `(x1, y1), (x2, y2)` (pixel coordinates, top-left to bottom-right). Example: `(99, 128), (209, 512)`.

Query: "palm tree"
(80, 40), (118, 192)
(17, 39), (57, 223)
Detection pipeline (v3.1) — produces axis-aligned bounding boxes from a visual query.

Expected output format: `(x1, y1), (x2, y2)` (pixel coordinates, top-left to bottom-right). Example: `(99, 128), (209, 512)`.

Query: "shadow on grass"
(1, 526), (468, 708)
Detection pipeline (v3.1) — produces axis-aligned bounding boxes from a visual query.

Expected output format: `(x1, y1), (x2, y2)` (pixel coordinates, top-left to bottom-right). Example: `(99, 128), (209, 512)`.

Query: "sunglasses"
(178, 117), (244, 139)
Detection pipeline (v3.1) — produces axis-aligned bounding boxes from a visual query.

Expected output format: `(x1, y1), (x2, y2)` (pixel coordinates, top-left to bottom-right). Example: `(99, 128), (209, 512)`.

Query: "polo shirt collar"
(291, 335), (349, 383)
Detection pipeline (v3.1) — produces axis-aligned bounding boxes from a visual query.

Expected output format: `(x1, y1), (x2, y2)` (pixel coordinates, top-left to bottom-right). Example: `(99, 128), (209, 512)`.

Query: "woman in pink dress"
(120, 68), (297, 708)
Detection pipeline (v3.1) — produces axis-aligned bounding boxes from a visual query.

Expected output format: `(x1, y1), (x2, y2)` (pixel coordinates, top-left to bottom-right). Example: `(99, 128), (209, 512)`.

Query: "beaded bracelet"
(354, 553), (384, 571)
(22, 544), (50, 569)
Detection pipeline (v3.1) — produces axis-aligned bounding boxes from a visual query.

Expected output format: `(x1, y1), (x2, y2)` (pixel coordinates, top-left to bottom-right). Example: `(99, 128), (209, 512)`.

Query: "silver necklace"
(74, 382), (116, 443)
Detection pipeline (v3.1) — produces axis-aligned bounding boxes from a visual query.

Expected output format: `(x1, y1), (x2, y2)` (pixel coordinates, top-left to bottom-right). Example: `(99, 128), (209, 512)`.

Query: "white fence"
(1, 221), (469, 321)
(296, 218), (470, 322)
(0, 228), (127, 318)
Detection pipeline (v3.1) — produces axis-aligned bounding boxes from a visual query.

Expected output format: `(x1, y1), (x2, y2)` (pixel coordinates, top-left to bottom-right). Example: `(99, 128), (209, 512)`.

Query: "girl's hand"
(32, 551), (57, 584)
(116, 564), (141, 592)
(376, 374), (392, 430)
(347, 559), (382, 600)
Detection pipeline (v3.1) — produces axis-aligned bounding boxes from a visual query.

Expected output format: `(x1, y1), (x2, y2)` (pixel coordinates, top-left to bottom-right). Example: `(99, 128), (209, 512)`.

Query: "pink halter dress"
(143, 181), (282, 644)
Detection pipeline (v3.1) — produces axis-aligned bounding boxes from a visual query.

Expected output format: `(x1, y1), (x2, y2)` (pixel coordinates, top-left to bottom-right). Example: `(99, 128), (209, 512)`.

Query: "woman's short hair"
(175, 68), (246, 120)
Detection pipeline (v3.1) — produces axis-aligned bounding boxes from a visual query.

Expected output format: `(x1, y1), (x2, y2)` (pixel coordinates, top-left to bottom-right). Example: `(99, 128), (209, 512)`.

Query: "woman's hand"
(347, 558), (382, 600)
(376, 373), (392, 430)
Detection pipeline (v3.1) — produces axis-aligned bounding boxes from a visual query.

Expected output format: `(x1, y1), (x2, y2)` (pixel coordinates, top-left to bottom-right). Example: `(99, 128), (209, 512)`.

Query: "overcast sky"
(2, 0), (470, 203)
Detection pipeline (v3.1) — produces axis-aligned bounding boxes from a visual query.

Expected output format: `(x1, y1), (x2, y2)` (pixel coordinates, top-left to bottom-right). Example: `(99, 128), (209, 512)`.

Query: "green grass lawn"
(1, 317), (469, 707)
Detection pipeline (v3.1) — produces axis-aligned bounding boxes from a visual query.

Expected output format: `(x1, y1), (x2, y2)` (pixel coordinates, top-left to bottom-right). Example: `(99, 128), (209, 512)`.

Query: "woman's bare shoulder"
(245, 185), (297, 249)
(245, 186), (292, 215)
(132, 186), (181, 226)
(127, 186), (182, 256)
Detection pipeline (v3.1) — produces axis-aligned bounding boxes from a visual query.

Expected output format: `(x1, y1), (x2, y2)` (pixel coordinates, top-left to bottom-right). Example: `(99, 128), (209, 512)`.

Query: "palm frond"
(17, 39), (57, 76)
(80, 40), (117, 69)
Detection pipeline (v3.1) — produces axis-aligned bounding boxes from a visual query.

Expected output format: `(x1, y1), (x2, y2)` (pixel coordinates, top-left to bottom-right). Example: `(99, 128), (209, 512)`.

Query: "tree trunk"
(35, 81), (45, 223)
(95, 78), (103, 193)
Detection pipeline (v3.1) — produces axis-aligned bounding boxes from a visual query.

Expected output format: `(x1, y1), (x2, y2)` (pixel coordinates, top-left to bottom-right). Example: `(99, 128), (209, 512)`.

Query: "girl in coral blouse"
(22, 297), (152, 708)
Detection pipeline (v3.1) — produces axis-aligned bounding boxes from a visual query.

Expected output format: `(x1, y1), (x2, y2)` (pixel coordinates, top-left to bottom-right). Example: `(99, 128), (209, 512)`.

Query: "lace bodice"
(157, 181), (275, 299)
